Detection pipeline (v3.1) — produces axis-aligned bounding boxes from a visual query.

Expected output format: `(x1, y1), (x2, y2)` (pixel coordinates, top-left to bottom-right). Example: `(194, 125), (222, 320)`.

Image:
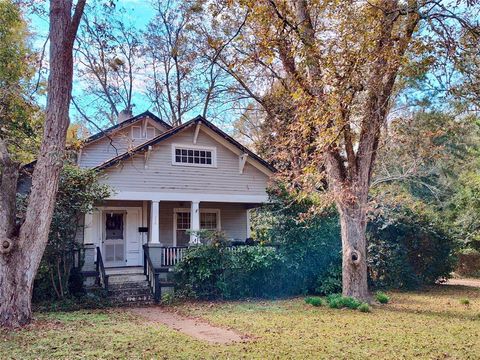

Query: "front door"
(103, 212), (125, 267)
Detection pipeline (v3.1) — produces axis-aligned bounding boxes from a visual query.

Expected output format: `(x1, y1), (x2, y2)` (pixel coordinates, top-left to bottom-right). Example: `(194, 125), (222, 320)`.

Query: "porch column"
(190, 201), (200, 244)
(246, 209), (251, 239)
(84, 212), (94, 245)
(150, 200), (160, 244)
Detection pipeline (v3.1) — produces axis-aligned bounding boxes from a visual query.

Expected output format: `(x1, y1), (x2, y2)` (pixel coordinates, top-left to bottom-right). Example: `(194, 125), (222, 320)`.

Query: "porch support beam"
(144, 145), (152, 169)
(190, 201), (200, 244)
(239, 153), (248, 174)
(150, 200), (160, 244)
(193, 123), (201, 144)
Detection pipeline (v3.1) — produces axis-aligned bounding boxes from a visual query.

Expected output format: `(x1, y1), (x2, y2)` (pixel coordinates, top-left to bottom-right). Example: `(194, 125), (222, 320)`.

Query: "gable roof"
(94, 115), (276, 173)
(84, 110), (172, 145)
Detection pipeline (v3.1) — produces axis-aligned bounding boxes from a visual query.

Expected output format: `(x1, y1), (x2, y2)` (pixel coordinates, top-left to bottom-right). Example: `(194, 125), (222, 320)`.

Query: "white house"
(76, 111), (274, 303)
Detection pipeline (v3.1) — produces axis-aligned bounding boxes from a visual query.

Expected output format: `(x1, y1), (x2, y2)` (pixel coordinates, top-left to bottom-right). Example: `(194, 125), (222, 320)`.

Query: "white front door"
(103, 212), (126, 267)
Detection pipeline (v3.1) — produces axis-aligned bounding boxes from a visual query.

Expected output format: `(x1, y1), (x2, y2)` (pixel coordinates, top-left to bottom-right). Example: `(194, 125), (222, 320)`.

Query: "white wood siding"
(98, 127), (270, 196)
(79, 119), (168, 168)
(157, 201), (248, 246)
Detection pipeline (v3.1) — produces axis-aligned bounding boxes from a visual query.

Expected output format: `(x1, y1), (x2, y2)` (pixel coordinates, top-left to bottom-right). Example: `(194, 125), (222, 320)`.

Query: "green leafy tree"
(31, 165), (110, 300)
(0, 0), (42, 163)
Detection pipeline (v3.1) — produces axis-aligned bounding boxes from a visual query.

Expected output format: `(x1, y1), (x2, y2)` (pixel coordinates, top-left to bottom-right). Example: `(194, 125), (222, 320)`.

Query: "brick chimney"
(118, 107), (133, 123)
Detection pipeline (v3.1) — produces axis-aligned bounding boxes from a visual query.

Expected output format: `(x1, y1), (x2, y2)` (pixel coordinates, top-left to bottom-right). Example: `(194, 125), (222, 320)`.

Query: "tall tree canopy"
(205, 0), (480, 300)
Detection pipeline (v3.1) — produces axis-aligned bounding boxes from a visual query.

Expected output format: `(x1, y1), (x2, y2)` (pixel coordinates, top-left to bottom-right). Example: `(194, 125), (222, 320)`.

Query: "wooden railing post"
(143, 245), (147, 275)
(154, 274), (160, 303)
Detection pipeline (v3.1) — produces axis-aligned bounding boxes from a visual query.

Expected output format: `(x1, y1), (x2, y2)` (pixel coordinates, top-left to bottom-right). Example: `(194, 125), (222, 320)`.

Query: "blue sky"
(28, 2), (167, 129)
(27, 1), (239, 133)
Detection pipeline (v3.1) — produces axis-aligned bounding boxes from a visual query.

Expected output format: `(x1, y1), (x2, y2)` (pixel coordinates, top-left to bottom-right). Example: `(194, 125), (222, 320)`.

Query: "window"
(200, 212), (217, 230)
(174, 209), (220, 246)
(132, 125), (156, 140)
(172, 144), (216, 167)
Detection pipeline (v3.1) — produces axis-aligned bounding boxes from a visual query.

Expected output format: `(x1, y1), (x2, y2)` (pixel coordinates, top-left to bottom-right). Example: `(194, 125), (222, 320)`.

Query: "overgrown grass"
(1, 285), (479, 359)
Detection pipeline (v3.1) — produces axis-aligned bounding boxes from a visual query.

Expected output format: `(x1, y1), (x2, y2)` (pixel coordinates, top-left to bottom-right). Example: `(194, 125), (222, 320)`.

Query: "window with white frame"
(200, 212), (218, 230)
(172, 144), (216, 167)
(132, 125), (156, 140)
(174, 209), (220, 246)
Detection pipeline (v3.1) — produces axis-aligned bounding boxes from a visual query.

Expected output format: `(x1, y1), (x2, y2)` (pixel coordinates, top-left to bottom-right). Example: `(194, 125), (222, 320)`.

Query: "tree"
(31, 165), (109, 301)
(0, 0), (42, 164)
(0, 0), (86, 328)
(144, 0), (235, 125)
(74, 2), (141, 125)
(144, 0), (205, 126)
(207, 0), (479, 301)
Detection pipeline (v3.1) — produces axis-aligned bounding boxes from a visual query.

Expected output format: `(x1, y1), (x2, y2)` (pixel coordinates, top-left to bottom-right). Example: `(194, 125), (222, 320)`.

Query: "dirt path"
(129, 307), (249, 344)
(445, 278), (480, 288)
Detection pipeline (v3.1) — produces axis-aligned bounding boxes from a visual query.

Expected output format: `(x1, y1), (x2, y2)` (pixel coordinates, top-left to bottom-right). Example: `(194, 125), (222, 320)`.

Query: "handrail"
(143, 245), (161, 303)
(95, 247), (109, 292)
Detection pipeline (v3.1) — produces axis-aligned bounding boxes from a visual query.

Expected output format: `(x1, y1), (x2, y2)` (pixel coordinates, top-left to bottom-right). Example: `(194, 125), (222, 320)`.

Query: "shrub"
(305, 297), (323, 307)
(375, 291), (390, 304)
(367, 198), (455, 289)
(326, 294), (362, 310)
(175, 194), (342, 300)
(460, 298), (470, 305)
(252, 191), (342, 296)
(174, 244), (230, 299)
(175, 242), (285, 299)
(358, 303), (371, 313)
(456, 249), (480, 277)
(31, 164), (110, 302)
(33, 290), (110, 312)
(315, 264), (342, 295)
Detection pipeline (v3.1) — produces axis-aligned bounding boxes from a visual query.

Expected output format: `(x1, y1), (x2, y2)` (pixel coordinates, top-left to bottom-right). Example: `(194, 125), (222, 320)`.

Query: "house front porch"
(80, 193), (266, 302)
(79, 194), (261, 271)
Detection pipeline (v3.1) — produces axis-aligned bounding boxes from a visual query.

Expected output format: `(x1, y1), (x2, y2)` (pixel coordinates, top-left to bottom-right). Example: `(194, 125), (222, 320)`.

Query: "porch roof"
(106, 191), (269, 203)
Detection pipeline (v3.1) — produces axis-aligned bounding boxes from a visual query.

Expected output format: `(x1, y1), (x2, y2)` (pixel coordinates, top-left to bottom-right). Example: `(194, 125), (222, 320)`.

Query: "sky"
(27, 1), (188, 130)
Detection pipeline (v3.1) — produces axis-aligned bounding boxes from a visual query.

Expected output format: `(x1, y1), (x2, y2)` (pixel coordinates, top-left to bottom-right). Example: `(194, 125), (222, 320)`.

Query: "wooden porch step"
(109, 274), (147, 284)
(105, 266), (144, 276)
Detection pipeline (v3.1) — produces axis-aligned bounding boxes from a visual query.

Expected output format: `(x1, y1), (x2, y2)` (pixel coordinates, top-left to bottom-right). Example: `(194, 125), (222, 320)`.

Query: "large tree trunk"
(326, 150), (371, 302)
(0, 0), (86, 328)
(337, 203), (369, 301)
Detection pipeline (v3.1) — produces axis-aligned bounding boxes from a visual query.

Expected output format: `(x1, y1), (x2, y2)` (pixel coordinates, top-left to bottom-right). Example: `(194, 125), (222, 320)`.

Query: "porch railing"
(144, 244), (278, 268)
(143, 244), (161, 302)
(95, 247), (109, 292)
(160, 246), (189, 267)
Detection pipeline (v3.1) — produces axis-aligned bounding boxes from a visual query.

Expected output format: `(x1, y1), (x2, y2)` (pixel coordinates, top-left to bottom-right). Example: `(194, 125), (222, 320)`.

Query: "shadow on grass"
(381, 305), (479, 322)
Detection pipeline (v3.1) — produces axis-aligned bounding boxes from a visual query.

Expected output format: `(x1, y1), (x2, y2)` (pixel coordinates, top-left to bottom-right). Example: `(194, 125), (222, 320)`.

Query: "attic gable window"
(132, 125), (155, 140)
(172, 144), (216, 168)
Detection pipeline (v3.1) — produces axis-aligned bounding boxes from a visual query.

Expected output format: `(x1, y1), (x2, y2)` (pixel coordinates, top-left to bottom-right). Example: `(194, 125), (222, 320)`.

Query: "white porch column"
(246, 209), (251, 239)
(142, 201), (148, 244)
(190, 201), (200, 244)
(84, 212), (94, 245)
(150, 200), (160, 244)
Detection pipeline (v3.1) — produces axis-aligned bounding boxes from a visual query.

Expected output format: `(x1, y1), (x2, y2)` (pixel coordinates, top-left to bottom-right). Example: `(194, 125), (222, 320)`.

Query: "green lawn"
(1, 285), (479, 359)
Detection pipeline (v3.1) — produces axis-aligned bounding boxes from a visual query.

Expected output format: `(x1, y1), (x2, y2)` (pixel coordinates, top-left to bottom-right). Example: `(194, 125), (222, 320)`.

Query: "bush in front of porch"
(174, 211), (341, 300)
(175, 186), (456, 300)
(30, 164), (110, 303)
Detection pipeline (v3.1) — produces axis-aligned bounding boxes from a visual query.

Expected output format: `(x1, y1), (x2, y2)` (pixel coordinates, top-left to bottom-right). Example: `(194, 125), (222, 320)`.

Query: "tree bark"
(325, 148), (371, 302)
(0, 0), (86, 328)
(338, 203), (369, 301)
